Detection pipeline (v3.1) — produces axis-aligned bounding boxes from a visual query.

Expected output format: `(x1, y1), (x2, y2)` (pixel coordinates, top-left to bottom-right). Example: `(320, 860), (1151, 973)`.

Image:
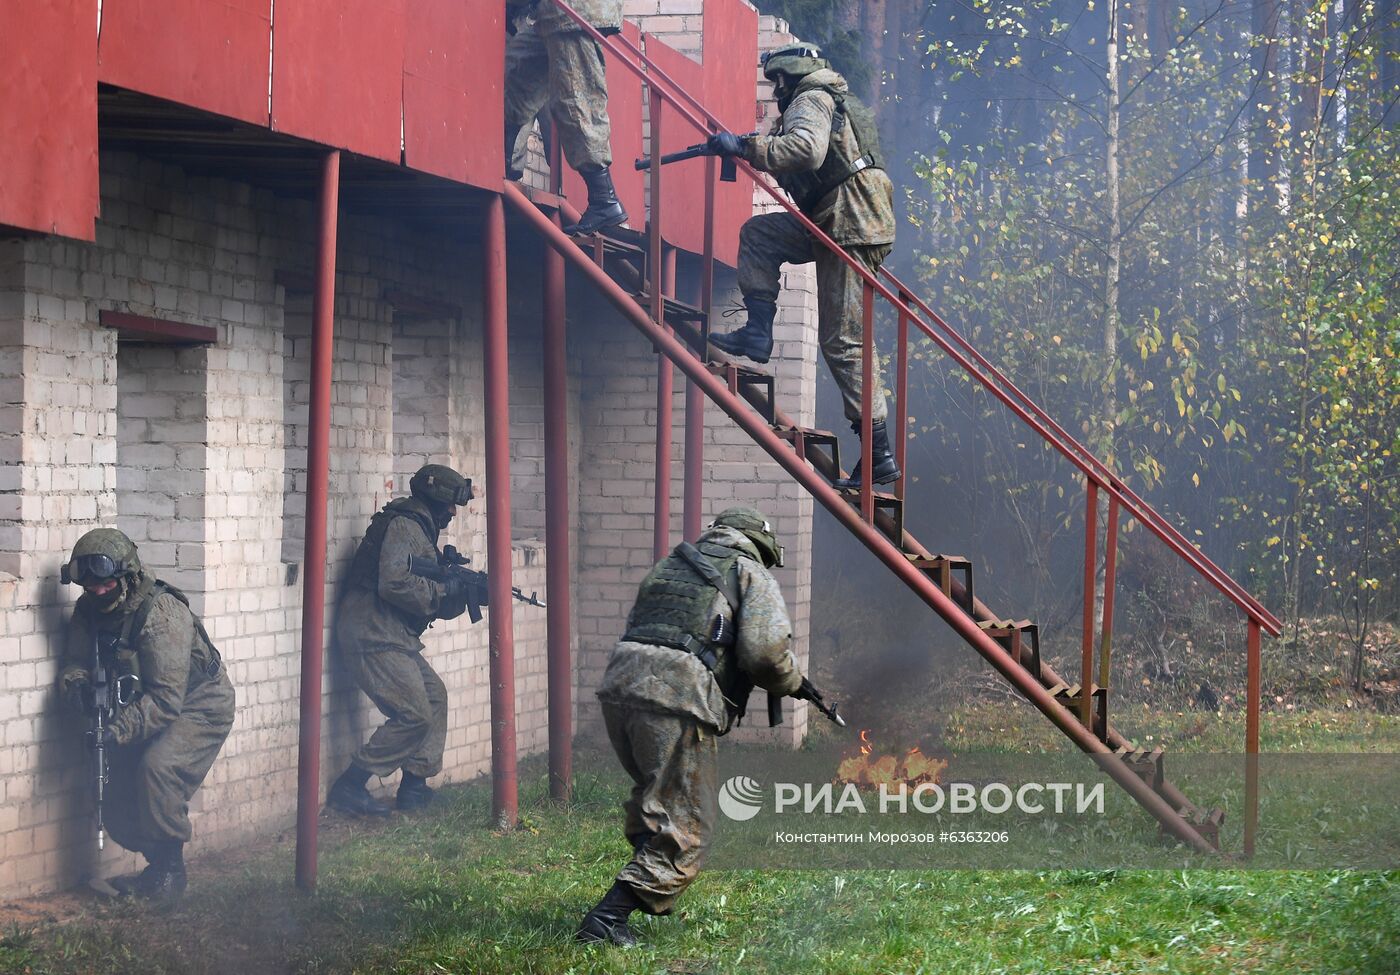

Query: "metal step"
(1055, 684), (1109, 741)
(835, 486), (904, 545)
(709, 361), (775, 424)
(982, 618), (1042, 680)
(907, 554), (974, 616)
(775, 425), (841, 474)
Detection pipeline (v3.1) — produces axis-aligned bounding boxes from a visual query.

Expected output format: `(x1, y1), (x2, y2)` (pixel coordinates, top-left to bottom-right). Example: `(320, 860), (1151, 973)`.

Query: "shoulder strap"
(675, 542), (742, 612)
(129, 580), (224, 673)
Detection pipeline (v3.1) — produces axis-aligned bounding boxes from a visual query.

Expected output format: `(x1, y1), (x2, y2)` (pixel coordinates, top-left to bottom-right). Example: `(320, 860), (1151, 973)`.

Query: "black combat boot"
(326, 764), (392, 817)
(397, 771), (435, 811)
(505, 124), (525, 181)
(563, 165), (628, 236)
(708, 297), (777, 364)
(130, 841), (187, 904)
(576, 879), (644, 947)
(834, 418), (901, 490)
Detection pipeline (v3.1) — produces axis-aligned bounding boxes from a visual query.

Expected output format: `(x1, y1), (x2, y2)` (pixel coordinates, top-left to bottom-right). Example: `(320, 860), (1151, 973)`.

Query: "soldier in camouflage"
(707, 45), (902, 490)
(505, 0), (628, 236)
(57, 528), (235, 903)
(577, 507), (808, 947)
(326, 464), (476, 817)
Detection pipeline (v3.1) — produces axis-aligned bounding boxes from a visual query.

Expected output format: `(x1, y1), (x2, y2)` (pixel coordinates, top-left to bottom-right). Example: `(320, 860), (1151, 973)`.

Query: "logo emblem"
(718, 775), (765, 821)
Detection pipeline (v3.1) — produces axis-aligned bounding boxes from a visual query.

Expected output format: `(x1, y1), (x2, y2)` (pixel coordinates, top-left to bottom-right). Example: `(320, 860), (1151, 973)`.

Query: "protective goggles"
(456, 479), (475, 505)
(761, 45), (821, 68)
(61, 553), (129, 586)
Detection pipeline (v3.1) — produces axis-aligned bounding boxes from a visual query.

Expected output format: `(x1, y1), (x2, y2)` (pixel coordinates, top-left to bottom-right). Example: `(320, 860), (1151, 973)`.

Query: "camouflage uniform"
(740, 68), (896, 425)
(60, 577), (235, 856)
(334, 497), (465, 780)
(504, 0), (622, 173)
(595, 523), (802, 915)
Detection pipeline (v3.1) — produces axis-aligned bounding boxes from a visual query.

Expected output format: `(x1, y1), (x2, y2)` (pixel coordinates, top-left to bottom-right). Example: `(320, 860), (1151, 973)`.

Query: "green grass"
(4, 710), (1399, 975)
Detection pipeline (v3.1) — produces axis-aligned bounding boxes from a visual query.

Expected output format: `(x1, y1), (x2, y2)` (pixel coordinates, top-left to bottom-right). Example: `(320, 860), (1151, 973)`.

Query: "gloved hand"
(707, 131), (747, 158)
(59, 667), (92, 710)
(85, 728), (118, 752)
(437, 592), (470, 622)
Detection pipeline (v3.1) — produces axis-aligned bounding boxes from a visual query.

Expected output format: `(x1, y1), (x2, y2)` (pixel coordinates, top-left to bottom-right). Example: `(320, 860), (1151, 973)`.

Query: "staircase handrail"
(541, 0), (1280, 637)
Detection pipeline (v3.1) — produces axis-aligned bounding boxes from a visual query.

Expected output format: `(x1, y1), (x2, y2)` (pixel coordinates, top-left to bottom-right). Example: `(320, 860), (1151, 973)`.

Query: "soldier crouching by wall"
(576, 507), (810, 946)
(325, 464), (475, 818)
(57, 528), (236, 904)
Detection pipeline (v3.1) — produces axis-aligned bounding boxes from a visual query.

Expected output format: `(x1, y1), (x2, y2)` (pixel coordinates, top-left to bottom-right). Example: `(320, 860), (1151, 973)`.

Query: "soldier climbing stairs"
(506, 0), (1284, 856)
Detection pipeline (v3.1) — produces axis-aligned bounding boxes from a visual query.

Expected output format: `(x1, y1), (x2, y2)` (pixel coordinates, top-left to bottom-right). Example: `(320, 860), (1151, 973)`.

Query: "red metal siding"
(0, 0), (98, 240)
(271, 0), (405, 163)
(98, 0), (271, 126)
(404, 0), (504, 188)
(702, 0), (759, 267)
(562, 21), (644, 225)
(644, 34), (707, 256)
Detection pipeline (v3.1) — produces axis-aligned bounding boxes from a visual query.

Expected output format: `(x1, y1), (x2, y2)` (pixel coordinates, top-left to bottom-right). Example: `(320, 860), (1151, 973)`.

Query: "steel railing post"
(685, 150), (717, 541)
(859, 281), (875, 523)
(1098, 496), (1120, 695)
(1246, 619), (1261, 857)
(649, 83), (671, 561)
(895, 293), (910, 502)
(1081, 480), (1099, 728)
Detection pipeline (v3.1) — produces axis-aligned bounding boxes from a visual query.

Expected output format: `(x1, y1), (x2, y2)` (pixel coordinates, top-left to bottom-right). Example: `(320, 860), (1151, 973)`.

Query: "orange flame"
(836, 737), (946, 790)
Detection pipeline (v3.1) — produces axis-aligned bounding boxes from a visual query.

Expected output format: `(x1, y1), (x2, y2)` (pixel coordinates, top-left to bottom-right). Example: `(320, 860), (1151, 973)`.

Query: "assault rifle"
(796, 677), (846, 727)
(406, 545), (545, 625)
(634, 132), (758, 183)
(85, 632), (139, 850)
(767, 677), (847, 729)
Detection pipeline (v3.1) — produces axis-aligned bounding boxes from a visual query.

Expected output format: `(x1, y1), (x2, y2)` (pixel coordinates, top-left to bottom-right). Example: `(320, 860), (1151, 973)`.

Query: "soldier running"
(706, 45), (901, 490)
(577, 507), (811, 946)
(325, 464), (475, 817)
(57, 529), (235, 904)
(505, 0), (628, 236)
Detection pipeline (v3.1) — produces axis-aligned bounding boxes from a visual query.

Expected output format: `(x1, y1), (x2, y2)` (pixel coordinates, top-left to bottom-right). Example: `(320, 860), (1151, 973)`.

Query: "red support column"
(1245, 619), (1261, 857)
(295, 149), (339, 892)
(544, 206), (571, 803)
(1080, 480), (1099, 727)
(484, 193), (518, 828)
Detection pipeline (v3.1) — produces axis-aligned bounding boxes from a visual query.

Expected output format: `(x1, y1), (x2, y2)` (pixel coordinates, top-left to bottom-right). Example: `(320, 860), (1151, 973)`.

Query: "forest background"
(754, 0), (1400, 712)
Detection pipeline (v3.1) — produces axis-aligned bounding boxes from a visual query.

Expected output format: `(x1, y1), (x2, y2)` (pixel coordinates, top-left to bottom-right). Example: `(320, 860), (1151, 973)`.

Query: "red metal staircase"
(512, 1), (1284, 855)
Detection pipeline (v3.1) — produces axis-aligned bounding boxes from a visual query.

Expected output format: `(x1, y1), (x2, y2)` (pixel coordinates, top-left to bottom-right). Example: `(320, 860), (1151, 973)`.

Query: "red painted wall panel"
(701, 0), (759, 267)
(98, 0), (271, 126)
(562, 21), (644, 227)
(645, 34), (707, 257)
(0, 0), (98, 240)
(271, 0), (404, 163)
(404, 0), (504, 189)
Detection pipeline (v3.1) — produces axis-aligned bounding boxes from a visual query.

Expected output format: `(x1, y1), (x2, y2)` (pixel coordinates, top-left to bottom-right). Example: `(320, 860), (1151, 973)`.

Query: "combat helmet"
(761, 43), (828, 83)
(62, 528), (143, 613)
(409, 464), (474, 508)
(711, 506), (784, 568)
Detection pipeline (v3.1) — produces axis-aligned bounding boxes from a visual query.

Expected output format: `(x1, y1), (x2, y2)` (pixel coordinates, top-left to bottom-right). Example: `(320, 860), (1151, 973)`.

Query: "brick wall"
(0, 3), (826, 901)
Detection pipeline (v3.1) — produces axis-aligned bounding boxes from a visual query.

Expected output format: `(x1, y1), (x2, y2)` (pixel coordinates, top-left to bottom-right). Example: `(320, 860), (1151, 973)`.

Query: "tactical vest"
(777, 82), (886, 216)
(347, 498), (439, 593)
(623, 539), (765, 723)
(346, 497), (441, 635)
(82, 577), (224, 689)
